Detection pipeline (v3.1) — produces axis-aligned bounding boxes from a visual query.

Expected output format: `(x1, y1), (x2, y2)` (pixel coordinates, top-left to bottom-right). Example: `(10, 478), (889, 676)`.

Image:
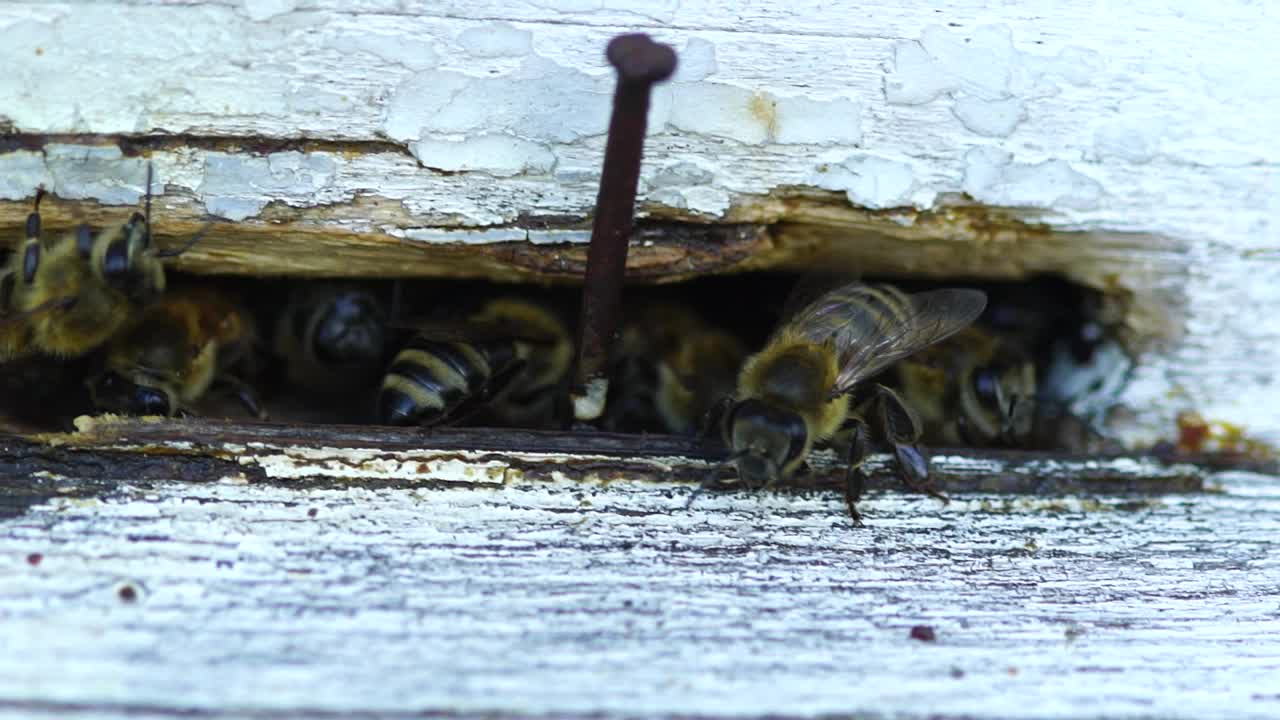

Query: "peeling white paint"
(962, 147), (1104, 210)
(200, 151), (339, 220)
(410, 134), (557, 177)
(241, 0), (296, 23)
(672, 37), (718, 83)
(951, 95), (1024, 138)
(1091, 118), (1165, 163)
(667, 83), (770, 144)
(403, 227), (530, 245)
(457, 22), (533, 58)
(383, 55), (619, 145)
(810, 154), (932, 210)
(0, 151), (54, 201)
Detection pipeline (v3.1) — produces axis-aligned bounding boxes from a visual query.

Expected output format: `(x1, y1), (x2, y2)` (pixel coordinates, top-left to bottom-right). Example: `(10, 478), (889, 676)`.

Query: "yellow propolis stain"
(748, 91), (779, 142)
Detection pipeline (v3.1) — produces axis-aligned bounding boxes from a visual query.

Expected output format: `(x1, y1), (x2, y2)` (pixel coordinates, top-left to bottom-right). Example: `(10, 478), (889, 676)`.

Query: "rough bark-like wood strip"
(0, 199), (772, 283)
(7, 415), (1205, 496)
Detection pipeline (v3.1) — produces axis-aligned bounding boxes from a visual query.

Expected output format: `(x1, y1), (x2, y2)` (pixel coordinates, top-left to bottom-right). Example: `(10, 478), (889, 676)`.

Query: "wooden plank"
(7, 415), (1207, 496)
(1, 466), (1277, 718)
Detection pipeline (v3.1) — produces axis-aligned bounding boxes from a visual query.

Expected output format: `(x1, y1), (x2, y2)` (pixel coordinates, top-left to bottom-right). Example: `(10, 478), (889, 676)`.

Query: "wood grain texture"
(1, 468), (1278, 719)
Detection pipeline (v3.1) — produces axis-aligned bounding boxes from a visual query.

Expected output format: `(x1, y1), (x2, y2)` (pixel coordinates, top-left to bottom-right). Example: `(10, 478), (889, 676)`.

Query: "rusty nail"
(570, 33), (677, 422)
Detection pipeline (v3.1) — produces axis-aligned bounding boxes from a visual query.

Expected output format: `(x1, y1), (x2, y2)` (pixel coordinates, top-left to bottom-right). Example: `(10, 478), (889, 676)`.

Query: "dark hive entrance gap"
(0, 267), (1128, 460)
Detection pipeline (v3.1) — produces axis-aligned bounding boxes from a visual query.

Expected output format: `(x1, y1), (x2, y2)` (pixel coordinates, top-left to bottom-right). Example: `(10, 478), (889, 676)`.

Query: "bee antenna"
(1000, 393), (1021, 443)
(144, 161), (153, 229)
(154, 221), (213, 259)
(33, 186), (46, 212)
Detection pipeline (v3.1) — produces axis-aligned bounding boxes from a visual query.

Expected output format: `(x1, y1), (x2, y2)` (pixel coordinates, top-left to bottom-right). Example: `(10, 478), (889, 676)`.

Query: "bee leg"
(698, 395), (734, 441)
(216, 375), (268, 420)
(873, 384), (949, 505)
(685, 466), (728, 510)
(956, 414), (981, 447)
(841, 416), (871, 527)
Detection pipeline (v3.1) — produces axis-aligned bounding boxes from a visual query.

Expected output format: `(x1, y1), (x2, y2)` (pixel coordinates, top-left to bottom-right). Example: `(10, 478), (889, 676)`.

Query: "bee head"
(726, 398), (808, 487)
(88, 370), (176, 417)
(92, 215), (165, 303)
(312, 292), (386, 367)
(969, 361), (1036, 444)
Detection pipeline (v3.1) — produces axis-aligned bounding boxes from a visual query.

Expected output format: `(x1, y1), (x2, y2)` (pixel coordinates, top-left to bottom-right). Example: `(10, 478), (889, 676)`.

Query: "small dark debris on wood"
(909, 625), (937, 642)
(116, 583), (139, 603)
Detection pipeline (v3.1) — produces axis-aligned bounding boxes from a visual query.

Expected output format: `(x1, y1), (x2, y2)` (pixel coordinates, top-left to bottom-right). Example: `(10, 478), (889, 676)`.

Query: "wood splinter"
(570, 33), (677, 423)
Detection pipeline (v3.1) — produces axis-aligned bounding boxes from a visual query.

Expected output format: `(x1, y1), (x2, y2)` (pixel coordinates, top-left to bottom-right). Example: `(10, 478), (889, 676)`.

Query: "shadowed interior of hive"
(0, 268), (1129, 454)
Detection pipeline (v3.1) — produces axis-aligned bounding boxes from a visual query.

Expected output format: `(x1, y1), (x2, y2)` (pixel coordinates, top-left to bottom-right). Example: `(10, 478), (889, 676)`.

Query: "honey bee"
(700, 282), (987, 524)
(272, 283), (388, 396)
(12, 164), (205, 357)
(891, 326), (1037, 448)
(2, 191), (76, 361)
(377, 297), (572, 428)
(604, 303), (746, 435)
(87, 287), (261, 418)
(0, 256), (31, 362)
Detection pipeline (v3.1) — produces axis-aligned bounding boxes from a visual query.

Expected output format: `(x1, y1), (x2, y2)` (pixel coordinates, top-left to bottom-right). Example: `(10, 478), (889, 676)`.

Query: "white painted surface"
(0, 1), (1277, 447)
(2, 471), (1279, 718)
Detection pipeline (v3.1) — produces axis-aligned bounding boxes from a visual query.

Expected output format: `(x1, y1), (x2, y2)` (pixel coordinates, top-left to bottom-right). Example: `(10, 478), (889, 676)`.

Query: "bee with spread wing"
(700, 281), (987, 524)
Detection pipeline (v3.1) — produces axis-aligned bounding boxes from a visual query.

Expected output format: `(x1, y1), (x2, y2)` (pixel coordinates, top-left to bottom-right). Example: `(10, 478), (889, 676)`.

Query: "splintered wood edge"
(1, 414), (1206, 496)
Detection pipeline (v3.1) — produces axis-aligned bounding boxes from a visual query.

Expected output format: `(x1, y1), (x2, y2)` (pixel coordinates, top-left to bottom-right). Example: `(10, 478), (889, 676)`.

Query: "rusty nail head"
(607, 34), (678, 83)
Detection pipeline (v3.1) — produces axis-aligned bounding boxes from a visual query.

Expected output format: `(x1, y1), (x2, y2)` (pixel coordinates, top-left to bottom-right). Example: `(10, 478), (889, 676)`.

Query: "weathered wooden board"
(1, 468), (1278, 719)
(0, 1), (1278, 451)
(13, 416), (1206, 492)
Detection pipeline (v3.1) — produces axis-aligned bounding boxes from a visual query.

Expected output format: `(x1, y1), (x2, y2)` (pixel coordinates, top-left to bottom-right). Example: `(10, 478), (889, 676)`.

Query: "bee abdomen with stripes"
(377, 337), (518, 427)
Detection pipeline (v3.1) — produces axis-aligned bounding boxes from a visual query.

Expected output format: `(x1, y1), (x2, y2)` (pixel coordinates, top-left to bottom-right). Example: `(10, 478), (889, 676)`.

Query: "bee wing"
(776, 271), (864, 328)
(782, 284), (987, 396)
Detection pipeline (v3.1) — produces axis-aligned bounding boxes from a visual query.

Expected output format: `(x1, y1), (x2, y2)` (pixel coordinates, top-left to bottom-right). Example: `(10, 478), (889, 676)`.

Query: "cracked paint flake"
(383, 55), (621, 145)
(884, 24), (1103, 139)
(456, 22), (533, 58)
(962, 147), (1103, 210)
(200, 151), (339, 220)
(672, 37), (718, 83)
(952, 95), (1025, 138)
(410, 134), (557, 177)
(0, 151), (54, 201)
(241, 0), (297, 22)
(810, 154), (933, 210)
(1091, 118), (1165, 163)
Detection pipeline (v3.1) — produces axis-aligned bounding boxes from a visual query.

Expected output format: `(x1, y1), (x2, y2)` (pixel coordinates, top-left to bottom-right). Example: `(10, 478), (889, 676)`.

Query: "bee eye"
(102, 237), (131, 288)
(133, 386), (172, 416)
(22, 243), (40, 283)
(76, 225), (94, 257)
(0, 273), (14, 307)
(313, 296), (385, 365)
(973, 369), (1000, 405)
